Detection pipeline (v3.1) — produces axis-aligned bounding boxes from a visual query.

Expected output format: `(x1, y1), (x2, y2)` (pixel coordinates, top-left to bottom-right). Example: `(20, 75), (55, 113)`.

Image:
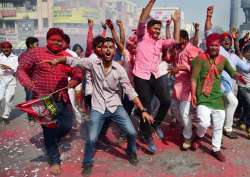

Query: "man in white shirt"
(62, 34), (83, 124)
(0, 41), (18, 124)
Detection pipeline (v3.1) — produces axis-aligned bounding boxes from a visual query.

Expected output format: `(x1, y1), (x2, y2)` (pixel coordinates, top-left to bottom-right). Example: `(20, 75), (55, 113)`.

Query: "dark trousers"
(42, 102), (73, 165)
(134, 75), (171, 140)
(238, 87), (250, 128)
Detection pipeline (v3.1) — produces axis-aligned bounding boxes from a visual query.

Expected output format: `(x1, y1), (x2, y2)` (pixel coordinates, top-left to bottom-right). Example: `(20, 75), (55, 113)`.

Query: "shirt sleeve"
(69, 66), (84, 84)
(224, 59), (237, 78)
(235, 54), (250, 73)
(66, 57), (92, 70)
(119, 67), (138, 100)
(191, 57), (202, 82)
(16, 51), (36, 92)
(137, 22), (146, 40)
(162, 38), (176, 49)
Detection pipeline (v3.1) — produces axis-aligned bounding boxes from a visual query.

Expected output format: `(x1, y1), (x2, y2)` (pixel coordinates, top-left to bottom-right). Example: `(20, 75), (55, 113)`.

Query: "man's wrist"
(140, 107), (148, 114)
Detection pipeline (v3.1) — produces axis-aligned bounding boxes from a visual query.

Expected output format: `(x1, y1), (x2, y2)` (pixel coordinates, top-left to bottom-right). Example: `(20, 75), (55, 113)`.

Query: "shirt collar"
(0, 52), (15, 58)
(96, 59), (118, 70)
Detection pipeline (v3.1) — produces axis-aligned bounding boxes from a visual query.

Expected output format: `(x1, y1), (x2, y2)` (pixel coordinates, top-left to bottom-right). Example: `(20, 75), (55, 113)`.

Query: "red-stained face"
(1, 43), (12, 57)
(147, 24), (162, 39)
(47, 34), (63, 53)
(101, 41), (115, 62)
(221, 36), (232, 51)
(207, 40), (220, 58)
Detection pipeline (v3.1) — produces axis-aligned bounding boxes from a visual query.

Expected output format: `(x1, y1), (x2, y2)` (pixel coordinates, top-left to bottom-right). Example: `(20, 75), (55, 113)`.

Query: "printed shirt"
(191, 53), (236, 110)
(66, 57), (138, 114)
(0, 52), (18, 85)
(17, 47), (83, 102)
(173, 43), (201, 101)
(133, 22), (176, 80)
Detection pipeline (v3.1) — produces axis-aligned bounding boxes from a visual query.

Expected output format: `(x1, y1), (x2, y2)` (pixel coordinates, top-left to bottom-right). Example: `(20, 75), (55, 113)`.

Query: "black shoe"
(128, 152), (139, 166)
(82, 164), (93, 176)
(223, 131), (238, 139)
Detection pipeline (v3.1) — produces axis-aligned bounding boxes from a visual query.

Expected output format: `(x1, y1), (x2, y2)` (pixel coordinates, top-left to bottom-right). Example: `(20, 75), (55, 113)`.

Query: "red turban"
(0, 41), (12, 48)
(220, 32), (232, 41)
(206, 33), (221, 47)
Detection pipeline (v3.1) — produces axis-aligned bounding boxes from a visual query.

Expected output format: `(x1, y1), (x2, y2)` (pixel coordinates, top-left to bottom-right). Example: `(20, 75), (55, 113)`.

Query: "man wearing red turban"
(0, 41), (18, 124)
(191, 33), (246, 162)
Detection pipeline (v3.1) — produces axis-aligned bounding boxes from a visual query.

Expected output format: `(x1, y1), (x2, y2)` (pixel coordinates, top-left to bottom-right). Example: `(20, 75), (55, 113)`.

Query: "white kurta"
(0, 52), (18, 119)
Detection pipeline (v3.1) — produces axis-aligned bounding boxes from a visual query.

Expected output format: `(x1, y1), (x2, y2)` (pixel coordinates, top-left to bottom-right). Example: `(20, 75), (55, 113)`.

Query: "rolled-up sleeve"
(119, 67), (138, 100)
(66, 57), (92, 70)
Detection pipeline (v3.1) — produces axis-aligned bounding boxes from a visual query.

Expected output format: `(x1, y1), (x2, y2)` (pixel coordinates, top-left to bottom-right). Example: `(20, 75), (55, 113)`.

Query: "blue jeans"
(42, 102), (73, 165)
(83, 106), (137, 165)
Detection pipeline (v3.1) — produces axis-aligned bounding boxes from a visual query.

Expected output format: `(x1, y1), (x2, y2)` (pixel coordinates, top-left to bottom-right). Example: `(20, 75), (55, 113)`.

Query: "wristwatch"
(141, 108), (148, 113)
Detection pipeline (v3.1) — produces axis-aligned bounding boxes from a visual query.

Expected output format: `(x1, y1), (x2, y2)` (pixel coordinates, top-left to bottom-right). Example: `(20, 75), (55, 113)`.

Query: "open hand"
(142, 112), (154, 124)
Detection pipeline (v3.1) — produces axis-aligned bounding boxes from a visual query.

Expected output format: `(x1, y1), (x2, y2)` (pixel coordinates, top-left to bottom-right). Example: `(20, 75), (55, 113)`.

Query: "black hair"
(104, 37), (115, 44)
(25, 37), (38, 48)
(147, 19), (162, 28)
(180, 29), (189, 41)
(63, 34), (70, 45)
(93, 35), (105, 49)
(72, 43), (83, 53)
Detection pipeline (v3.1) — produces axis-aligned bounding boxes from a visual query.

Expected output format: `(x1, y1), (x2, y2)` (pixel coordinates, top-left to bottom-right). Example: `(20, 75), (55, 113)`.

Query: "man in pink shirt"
(169, 30), (201, 150)
(133, 0), (180, 153)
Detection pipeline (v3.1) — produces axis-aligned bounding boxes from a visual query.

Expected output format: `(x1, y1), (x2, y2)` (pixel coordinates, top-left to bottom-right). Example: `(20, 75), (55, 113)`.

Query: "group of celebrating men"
(1, 0), (250, 176)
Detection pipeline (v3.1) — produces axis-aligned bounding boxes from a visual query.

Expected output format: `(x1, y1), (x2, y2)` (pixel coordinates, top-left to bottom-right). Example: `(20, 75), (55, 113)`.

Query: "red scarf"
(199, 53), (224, 96)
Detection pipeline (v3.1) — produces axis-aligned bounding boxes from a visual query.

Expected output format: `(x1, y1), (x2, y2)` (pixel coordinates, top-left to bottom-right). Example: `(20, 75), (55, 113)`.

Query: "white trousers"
(68, 84), (82, 123)
(171, 99), (192, 139)
(223, 91), (238, 132)
(0, 79), (16, 119)
(196, 105), (225, 152)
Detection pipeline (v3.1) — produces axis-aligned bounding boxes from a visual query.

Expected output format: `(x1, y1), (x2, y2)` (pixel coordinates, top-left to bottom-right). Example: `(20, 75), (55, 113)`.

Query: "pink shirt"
(133, 22), (175, 80)
(173, 43), (201, 101)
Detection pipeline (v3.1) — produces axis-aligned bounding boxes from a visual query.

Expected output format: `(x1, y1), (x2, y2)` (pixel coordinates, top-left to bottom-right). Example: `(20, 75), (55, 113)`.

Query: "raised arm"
(232, 28), (244, 59)
(116, 20), (125, 48)
(205, 6), (214, 34)
(139, 0), (156, 23)
(85, 19), (94, 57)
(172, 10), (180, 43)
(192, 22), (200, 47)
(165, 19), (172, 39)
(106, 19), (124, 52)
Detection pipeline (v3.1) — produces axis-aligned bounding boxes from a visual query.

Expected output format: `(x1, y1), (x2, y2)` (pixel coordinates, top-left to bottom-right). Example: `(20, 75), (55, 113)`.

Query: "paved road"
(0, 84), (250, 177)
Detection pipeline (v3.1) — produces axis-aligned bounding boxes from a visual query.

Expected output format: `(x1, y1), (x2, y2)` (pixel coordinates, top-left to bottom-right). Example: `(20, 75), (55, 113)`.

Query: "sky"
(134, 0), (245, 31)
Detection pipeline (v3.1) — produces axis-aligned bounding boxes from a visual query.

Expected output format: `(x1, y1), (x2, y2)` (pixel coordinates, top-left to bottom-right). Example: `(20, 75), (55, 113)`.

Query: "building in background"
(104, 0), (137, 32)
(0, 0), (53, 49)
